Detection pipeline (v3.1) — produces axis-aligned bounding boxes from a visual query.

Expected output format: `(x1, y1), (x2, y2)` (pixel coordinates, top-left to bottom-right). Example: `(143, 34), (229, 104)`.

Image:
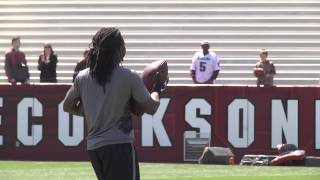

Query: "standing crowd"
(189, 41), (276, 87)
(4, 36), (276, 87)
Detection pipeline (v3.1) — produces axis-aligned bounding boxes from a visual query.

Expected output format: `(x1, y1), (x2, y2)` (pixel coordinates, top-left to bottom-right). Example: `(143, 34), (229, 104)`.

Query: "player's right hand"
(152, 72), (168, 94)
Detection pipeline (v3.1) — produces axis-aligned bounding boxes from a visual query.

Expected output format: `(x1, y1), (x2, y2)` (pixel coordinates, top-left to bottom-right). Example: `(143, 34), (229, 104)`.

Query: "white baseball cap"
(201, 40), (210, 45)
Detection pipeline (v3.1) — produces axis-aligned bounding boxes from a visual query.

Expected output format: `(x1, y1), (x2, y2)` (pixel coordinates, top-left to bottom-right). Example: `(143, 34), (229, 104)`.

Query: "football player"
(63, 27), (165, 180)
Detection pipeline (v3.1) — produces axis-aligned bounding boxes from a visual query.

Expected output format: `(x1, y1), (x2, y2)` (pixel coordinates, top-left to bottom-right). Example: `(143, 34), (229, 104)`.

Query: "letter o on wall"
(228, 99), (255, 148)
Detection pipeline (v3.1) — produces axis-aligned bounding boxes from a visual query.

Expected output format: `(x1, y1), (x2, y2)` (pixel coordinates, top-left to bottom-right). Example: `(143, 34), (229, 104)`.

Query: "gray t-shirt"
(64, 66), (151, 150)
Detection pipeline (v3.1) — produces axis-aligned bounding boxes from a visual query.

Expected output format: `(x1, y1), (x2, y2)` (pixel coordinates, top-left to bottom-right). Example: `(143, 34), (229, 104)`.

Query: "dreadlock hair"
(86, 27), (125, 92)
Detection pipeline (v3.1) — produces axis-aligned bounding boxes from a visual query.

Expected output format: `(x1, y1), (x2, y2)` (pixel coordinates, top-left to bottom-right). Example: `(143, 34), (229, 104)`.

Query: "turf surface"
(0, 161), (319, 180)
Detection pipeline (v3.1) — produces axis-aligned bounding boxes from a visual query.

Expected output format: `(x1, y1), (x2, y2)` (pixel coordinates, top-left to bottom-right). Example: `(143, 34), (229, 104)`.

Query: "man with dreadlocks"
(63, 27), (166, 180)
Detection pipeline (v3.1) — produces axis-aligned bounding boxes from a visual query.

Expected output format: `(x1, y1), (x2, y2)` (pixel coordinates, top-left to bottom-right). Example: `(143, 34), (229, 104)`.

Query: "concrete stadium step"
(170, 70), (320, 78)
(2, 32), (320, 41)
(0, 77), (317, 86)
(1, 1), (319, 8)
(1, 23), (320, 32)
(1, 6), (320, 16)
(0, 69), (320, 80)
(1, 4), (319, 10)
(2, 17), (320, 24)
(2, 63), (320, 73)
(2, 57), (320, 65)
(1, 49), (319, 57)
(0, 57), (320, 66)
(2, 47), (320, 54)
(170, 78), (320, 85)
(2, 15), (320, 19)
(124, 63), (320, 71)
(2, 40), (320, 49)
(2, 12), (319, 17)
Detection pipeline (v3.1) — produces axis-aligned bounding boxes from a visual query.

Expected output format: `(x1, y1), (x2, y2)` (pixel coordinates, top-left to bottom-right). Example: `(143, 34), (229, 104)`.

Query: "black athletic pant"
(88, 143), (140, 180)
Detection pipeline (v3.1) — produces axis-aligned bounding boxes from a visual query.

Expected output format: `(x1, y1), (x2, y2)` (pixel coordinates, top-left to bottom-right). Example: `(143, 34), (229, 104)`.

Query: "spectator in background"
(253, 49), (276, 87)
(190, 41), (220, 84)
(73, 49), (89, 81)
(5, 36), (30, 84)
(38, 43), (58, 82)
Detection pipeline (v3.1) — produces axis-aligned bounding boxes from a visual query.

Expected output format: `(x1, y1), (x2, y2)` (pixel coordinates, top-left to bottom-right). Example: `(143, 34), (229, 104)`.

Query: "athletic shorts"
(88, 143), (140, 180)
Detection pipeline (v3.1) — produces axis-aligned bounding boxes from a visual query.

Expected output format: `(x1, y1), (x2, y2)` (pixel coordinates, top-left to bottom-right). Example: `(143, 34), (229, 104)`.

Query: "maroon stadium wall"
(0, 85), (319, 162)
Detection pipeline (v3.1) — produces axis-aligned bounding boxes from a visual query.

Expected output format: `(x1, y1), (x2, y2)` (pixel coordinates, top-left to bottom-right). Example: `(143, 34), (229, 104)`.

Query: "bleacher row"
(0, 0), (320, 85)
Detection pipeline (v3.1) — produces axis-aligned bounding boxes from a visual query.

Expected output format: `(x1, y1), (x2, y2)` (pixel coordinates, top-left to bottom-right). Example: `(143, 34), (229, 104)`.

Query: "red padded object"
(271, 150), (305, 165)
(254, 68), (264, 77)
(141, 60), (168, 92)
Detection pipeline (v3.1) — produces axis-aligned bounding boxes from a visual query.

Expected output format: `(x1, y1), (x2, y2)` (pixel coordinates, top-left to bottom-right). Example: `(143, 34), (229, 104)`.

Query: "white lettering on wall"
(142, 98), (172, 147)
(228, 99), (255, 148)
(58, 102), (84, 146)
(316, 100), (320, 149)
(0, 97), (3, 145)
(185, 98), (211, 137)
(17, 98), (43, 146)
(272, 99), (298, 148)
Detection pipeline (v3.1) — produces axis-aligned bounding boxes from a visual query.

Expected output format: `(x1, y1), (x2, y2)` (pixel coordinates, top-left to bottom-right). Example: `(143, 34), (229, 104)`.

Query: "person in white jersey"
(190, 41), (220, 84)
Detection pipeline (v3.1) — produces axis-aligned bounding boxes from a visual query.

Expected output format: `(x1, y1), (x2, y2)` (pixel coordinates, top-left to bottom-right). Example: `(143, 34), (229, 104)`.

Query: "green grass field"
(0, 161), (320, 180)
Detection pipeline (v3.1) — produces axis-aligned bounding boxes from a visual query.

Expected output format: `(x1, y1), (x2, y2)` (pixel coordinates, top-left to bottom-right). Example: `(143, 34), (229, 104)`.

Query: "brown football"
(254, 68), (264, 77)
(141, 60), (168, 92)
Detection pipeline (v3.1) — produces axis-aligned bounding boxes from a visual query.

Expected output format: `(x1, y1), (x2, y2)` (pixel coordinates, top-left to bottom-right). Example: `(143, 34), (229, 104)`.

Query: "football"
(141, 60), (168, 92)
(254, 68), (264, 77)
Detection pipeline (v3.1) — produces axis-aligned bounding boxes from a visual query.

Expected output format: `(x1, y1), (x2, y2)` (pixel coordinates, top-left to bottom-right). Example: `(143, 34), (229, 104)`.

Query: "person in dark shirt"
(38, 43), (58, 82)
(5, 36), (30, 84)
(73, 49), (89, 81)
